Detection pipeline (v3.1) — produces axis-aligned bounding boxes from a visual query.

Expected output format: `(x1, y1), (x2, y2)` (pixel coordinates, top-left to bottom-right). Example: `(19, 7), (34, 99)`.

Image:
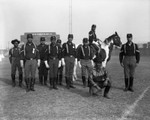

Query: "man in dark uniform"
(37, 37), (48, 85)
(119, 33), (140, 92)
(77, 38), (94, 87)
(89, 63), (111, 99)
(20, 34), (40, 92)
(44, 36), (61, 90)
(62, 34), (77, 89)
(89, 24), (100, 53)
(89, 47), (111, 98)
(9, 39), (23, 87)
(56, 39), (63, 85)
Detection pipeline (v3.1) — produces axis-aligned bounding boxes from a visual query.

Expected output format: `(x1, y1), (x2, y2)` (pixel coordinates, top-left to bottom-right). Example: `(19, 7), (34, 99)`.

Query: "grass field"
(0, 56), (150, 120)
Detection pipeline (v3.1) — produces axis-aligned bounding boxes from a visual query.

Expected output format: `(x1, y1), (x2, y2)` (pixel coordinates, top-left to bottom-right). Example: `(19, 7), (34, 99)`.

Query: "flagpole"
(69, 0), (72, 34)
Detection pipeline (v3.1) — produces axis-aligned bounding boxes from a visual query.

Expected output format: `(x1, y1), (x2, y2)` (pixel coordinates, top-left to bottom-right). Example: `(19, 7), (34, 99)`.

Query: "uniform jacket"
(77, 44), (94, 61)
(20, 42), (40, 60)
(44, 43), (61, 61)
(62, 41), (76, 58)
(37, 44), (48, 60)
(119, 42), (140, 63)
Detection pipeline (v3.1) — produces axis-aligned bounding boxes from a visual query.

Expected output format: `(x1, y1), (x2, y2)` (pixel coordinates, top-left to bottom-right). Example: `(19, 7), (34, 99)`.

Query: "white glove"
(73, 65), (77, 81)
(37, 59), (41, 67)
(58, 60), (61, 68)
(44, 61), (49, 68)
(74, 58), (77, 66)
(93, 55), (96, 59)
(20, 60), (24, 68)
(78, 61), (81, 68)
(91, 60), (94, 67)
(61, 58), (65, 66)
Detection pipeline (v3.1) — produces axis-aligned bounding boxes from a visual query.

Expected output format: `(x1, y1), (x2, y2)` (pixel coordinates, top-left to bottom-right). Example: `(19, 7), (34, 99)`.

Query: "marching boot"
(88, 78), (91, 87)
(49, 78), (53, 90)
(128, 77), (134, 92)
(124, 78), (128, 91)
(44, 75), (47, 86)
(25, 78), (30, 92)
(69, 77), (75, 88)
(39, 75), (43, 85)
(82, 76), (86, 88)
(11, 74), (16, 87)
(103, 81), (111, 99)
(56, 74), (60, 85)
(19, 74), (23, 87)
(59, 74), (63, 85)
(30, 78), (35, 91)
(53, 78), (58, 90)
(65, 77), (70, 89)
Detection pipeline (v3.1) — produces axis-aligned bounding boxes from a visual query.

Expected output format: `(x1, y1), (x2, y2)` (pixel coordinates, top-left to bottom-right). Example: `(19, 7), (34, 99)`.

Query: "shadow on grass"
(0, 78), (12, 86)
(59, 80), (92, 98)
(111, 85), (124, 91)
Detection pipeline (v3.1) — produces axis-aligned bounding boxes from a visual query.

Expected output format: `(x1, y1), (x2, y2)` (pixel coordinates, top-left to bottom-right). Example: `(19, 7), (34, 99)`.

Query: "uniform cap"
(68, 34), (73, 38)
(50, 36), (56, 41)
(83, 38), (89, 43)
(56, 39), (61, 43)
(127, 34), (132, 38)
(27, 34), (33, 39)
(40, 37), (45, 41)
(11, 39), (20, 44)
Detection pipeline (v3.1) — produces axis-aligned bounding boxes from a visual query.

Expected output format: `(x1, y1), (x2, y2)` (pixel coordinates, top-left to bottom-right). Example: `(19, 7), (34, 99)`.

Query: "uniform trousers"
(24, 59), (37, 79)
(11, 57), (22, 75)
(49, 59), (59, 79)
(64, 56), (75, 79)
(123, 56), (136, 79)
(80, 59), (93, 79)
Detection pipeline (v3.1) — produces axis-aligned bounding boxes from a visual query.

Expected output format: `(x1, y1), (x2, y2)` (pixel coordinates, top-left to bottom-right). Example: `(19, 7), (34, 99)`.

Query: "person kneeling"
(89, 64), (111, 99)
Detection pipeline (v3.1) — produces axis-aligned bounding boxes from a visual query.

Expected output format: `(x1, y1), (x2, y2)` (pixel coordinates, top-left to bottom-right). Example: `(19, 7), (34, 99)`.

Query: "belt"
(69, 55), (74, 57)
(50, 57), (57, 60)
(26, 58), (36, 60)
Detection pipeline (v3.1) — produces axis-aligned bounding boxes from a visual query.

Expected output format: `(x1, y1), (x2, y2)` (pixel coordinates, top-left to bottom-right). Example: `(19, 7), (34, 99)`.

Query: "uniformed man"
(9, 39), (23, 87)
(37, 37), (48, 85)
(89, 63), (111, 99)
(44, 36), (61, 90)
(56, 39), (63, 85)
(89, 24), (100, 53)
(62, 34), (77, 89)
(20, 34), (40, 92)
(77, 38), (94, 87)
(119, 33), (140, 92)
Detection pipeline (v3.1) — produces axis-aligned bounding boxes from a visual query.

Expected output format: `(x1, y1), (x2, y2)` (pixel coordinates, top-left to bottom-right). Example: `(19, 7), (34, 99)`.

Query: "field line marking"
(118, 86), (150, 120)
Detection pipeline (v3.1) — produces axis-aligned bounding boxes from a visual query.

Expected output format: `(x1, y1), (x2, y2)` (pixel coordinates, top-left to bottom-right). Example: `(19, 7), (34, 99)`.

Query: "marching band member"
(77, 38), (94, 87)
(119, 33), (140, 92)
(20, 34), (40, 92)
(37, 37), (48, 85)
(44, 36), (61, 90)
(56, 39), (64, 85)
(62, 34), (77, 89)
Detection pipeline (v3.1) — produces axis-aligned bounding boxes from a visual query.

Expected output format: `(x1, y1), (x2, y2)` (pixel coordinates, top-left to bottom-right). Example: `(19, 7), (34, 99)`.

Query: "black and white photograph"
(0, 0), (150, 119)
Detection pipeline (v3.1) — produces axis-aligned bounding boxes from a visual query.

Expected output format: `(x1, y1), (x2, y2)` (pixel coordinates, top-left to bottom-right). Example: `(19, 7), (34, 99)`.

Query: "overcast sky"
(0, 0), (150, 49)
